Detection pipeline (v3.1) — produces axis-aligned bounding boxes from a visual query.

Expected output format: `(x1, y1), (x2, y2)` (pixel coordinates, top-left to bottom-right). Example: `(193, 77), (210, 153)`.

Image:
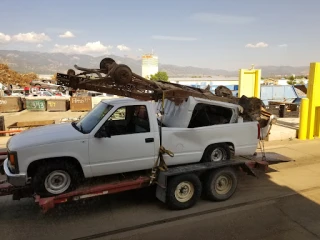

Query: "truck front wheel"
(32, 162), (81, 197)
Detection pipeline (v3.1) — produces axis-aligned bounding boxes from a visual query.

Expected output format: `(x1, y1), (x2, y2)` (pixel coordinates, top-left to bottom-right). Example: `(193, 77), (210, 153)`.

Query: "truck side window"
(188, 103), (233, 128)
(105, 105), (150, 136)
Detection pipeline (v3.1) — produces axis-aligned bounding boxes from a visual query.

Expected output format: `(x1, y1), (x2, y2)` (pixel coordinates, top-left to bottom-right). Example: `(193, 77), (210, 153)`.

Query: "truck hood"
(7, 123), (87, 151)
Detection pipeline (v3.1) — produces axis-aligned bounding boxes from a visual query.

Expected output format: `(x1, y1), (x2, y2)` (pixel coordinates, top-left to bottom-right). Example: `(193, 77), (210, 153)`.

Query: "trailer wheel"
(204, 167), (238, 201)
(32, 161), (81, 197)
(67, 69), (75, 76)
(203, 143), (231, 162)
(166, 174), (202, 210)
(100, 58), (116, 71)
(112, 64), (132, 85)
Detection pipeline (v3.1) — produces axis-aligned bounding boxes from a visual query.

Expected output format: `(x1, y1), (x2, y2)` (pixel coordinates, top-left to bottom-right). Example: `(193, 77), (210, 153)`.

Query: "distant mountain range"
(0, 50), (309, 77)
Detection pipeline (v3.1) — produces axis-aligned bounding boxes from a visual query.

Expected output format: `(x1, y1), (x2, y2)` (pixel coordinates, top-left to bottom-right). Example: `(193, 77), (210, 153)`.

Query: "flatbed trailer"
(0, 158), (269, 213)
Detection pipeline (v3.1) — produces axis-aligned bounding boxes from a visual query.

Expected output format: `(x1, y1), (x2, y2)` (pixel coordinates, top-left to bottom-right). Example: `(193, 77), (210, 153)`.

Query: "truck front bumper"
(3, 158), (27, 187)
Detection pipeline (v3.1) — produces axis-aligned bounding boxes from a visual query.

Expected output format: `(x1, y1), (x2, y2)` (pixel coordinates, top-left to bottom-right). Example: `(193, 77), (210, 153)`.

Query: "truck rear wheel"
(32, 161), (81, 197)
(203, 143), (230, 162)
(166, 174), (202, 210)
(204, 167), (238, 201)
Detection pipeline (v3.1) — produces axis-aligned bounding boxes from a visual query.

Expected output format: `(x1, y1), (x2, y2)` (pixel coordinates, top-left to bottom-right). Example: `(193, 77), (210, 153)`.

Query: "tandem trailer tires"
(163, 167), (238, 210)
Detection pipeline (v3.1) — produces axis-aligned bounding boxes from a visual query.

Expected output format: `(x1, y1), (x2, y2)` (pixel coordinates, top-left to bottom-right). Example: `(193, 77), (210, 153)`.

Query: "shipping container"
(47, 99), (69, 112)
(0, 97), (23, 113)
(70, 96), (92, 111)
(26, 99), (46, 111)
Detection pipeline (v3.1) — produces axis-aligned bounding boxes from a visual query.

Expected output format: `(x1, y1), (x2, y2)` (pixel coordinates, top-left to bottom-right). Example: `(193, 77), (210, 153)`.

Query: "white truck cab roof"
(101, 97), (146, 106)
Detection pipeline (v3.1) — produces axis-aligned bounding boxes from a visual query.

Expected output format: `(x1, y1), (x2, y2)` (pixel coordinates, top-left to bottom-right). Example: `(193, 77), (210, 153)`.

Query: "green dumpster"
(26, 99), (46, 111)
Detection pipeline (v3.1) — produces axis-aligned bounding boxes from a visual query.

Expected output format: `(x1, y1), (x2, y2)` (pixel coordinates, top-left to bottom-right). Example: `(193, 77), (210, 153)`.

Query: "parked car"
(30, 79), (67, 91)
(4, 96), (274, 197)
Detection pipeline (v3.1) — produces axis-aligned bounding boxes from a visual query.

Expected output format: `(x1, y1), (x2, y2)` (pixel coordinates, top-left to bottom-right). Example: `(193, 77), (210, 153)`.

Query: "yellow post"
(315, 107), (320, 137)
(254, 69), (261, 98)
(238, 68), (261, 98)
(298, 98), (309, 140)
(306, 63), (320, 139)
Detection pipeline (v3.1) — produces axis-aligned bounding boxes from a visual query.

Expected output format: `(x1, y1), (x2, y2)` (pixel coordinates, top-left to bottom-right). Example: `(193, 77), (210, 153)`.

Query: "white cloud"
(12, 32), (51, 43)
(278, 44), (288, 48)
(151, 35), (197, 41)
(53, 41), (113, 54)
(245, 42), (268, 48)
(36, 44), (43, 48)
(0, 33), (11, 43)
(59, 31), (75, 38)
(191, 13), (255, 24)
(117, 44), (130, 51)
(138, 48), (143, 51)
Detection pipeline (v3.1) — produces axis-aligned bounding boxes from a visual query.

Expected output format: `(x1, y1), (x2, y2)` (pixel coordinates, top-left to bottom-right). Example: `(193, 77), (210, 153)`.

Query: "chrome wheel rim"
(211, 148), (227, 162)
(44, 170), (71, 194)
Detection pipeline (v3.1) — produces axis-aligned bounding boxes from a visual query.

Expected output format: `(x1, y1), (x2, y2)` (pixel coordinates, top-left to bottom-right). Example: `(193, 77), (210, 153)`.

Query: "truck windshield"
(74, 102), (114, 134)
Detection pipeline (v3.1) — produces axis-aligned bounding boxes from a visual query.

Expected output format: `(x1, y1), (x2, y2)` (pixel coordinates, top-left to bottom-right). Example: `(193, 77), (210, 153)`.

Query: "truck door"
(88, 104), (157, 176)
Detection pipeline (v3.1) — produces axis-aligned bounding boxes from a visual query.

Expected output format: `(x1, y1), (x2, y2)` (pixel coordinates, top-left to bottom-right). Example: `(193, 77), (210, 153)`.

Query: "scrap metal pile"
(56, 58), (272, 127)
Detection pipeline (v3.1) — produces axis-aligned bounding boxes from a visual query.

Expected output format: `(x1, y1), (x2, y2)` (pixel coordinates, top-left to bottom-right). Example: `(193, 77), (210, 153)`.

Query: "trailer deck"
(0, 157), (273, 213)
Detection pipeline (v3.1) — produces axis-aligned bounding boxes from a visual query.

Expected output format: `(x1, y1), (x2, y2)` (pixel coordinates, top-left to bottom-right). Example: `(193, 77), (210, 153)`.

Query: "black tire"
(100, 57), (116, 70)
(111, 64), (132, 85)
(204, 167), (238, 201)
(203, 143), (231, 162)
(0, 164), (4, 175)
(67, 69), (76, 76)
(32, 161), (82, 197)
(166, 174), (202, 210)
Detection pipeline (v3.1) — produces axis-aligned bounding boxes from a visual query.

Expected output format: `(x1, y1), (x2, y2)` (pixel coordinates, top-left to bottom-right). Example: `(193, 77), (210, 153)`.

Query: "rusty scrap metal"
(56, 58), (272, 124)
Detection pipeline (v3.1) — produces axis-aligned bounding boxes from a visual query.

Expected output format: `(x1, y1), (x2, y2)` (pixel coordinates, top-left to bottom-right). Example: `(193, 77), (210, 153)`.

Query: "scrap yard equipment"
(56, 58), (273, 128)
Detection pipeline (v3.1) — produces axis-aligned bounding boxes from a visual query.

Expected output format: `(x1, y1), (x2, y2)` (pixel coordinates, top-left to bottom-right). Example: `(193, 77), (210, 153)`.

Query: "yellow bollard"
(298, 98), (309, 140)
(315, 107), (320, 137)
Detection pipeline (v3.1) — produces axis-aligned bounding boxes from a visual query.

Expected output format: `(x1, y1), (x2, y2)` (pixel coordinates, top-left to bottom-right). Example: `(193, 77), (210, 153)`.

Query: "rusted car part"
(56, 58), (272, 125)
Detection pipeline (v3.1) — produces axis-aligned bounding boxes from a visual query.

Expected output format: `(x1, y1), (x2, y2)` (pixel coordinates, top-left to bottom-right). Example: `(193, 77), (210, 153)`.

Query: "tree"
(286, 75), (296, 85)
(149, 71), (169, 82)
(287, 79), (297, 85)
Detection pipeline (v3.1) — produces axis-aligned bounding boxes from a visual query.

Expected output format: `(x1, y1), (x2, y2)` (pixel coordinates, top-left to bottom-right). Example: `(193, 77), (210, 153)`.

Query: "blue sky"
(1, 0), (320, 70)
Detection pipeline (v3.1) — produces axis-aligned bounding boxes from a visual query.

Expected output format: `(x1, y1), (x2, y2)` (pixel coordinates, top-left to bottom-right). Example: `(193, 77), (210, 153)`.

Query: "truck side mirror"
(95, 125), (111, 138)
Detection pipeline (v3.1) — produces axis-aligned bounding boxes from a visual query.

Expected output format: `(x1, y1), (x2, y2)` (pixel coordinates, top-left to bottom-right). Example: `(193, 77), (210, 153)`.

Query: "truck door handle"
(145, 138), (154, 143)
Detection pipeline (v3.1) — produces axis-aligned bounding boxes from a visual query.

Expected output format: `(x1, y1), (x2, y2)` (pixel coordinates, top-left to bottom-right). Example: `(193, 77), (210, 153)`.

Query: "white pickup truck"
(4, 96), (273, 196)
